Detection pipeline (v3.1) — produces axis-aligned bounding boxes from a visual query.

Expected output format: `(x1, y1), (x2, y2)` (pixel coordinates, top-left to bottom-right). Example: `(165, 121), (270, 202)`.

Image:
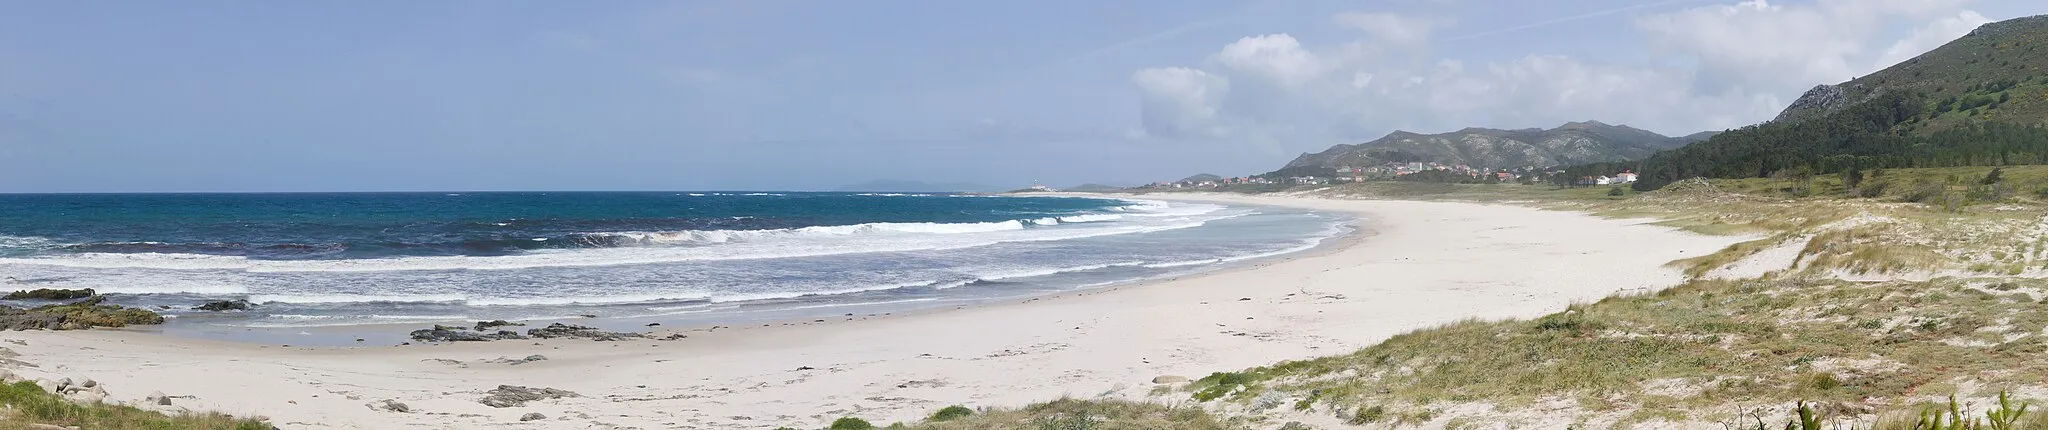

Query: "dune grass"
(787, 398), (1242, 430)
(0, 381), (273, 430)
(1163, 276), (2048, 426)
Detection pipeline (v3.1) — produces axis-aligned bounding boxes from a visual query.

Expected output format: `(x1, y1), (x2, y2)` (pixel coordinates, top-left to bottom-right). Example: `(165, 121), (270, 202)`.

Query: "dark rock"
(645, 322), (660, 327)
(520, 412), (547, 421)
(482, 355), (547, 365)
(0, 296), (165, 331)
(2, 288), (94, 301)
(479, 385), (579, 408)
(369, 399), (410, 413)
(473, 320), (523, 331)
(525, 323), (643, 341)
(408, 326), (527, 342)
(192, 299), (253, 311)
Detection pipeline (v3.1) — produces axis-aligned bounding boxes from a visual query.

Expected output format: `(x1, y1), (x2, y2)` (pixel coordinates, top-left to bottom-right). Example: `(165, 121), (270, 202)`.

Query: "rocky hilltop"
(1283, 121), (1712, 171)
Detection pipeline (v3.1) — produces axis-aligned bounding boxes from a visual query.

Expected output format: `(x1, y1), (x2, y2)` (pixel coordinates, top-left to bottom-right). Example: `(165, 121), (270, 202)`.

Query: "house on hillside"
(1615, 170), (1639, 183)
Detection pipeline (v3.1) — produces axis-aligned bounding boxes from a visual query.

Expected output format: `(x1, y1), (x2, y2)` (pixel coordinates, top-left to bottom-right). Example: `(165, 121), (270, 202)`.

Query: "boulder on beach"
(2, 288), (95, 301)
(520, 412), (547, 421)
(480, 385), (579, 408)
(368, 399), (410, 413)
(192, 299), (254, 311)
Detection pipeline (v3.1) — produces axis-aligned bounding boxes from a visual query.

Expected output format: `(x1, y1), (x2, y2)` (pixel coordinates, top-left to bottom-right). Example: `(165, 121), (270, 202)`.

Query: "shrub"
(1607, 187), (1626, 197)
(1347, 405), (1386, 424)
(1856, 180), (1890, 198)
(1190, 372), (1256, 401)
(930, 405), (974, 422)
(830, 417), (875, 430)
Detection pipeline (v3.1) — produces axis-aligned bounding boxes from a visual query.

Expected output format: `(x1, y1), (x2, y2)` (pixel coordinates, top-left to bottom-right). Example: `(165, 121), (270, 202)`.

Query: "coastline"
(0, 194), (1749, 429)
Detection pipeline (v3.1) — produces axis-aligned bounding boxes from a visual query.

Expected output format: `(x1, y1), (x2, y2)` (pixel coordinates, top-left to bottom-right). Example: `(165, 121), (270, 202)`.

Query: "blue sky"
(0, 0), (2037, 192)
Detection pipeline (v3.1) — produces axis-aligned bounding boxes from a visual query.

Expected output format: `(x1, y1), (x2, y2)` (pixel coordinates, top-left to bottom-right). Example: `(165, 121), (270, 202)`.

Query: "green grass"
(0, 381), (273, 429)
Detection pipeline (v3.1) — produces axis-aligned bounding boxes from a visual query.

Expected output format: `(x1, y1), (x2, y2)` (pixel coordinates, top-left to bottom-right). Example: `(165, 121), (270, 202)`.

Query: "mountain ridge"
(1282, 121), (1713, 171)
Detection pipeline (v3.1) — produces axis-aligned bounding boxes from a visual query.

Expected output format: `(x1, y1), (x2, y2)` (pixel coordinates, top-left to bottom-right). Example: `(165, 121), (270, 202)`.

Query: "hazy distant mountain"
(834, 180), (1005, 193)
(1282, 121), (1712, 170)
(1179, 173), (1224, 183)
(1065, 183), (1127, 192)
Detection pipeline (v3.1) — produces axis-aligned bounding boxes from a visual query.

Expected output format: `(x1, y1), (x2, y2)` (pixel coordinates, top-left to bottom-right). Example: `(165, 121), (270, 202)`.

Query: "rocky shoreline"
(408, 321), (657, 342)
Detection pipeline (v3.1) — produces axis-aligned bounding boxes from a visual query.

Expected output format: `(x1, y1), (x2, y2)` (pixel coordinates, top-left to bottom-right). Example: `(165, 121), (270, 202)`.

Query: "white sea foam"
(1056, 214), (1122, 223)
(467, 292), (710, 307)
(248, 293), (466, 304)
(970, 261), (1147, 283)
(0, 235), (59, 250)
(0, 200), (1247, 277)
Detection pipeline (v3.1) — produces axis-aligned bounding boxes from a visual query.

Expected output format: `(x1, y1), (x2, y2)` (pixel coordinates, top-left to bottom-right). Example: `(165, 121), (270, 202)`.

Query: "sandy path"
(0, 195), (1745, 429)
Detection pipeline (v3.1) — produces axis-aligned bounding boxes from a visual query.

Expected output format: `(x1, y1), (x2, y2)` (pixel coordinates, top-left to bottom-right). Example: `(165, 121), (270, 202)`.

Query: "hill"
(1179, 174), (1224, 183)
(1283, 121), (1710, 172)
(1630, 14), (2048, 191)
(834, 180), (1005, 193)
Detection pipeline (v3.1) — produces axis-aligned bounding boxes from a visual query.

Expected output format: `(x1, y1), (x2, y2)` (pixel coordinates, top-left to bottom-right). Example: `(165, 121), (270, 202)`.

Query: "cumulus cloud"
(1130, 1), (1993, 151)
(1131, 67), (1228, 139)
(1332, 12), (1444, 47)
(1873, 10), (1993, 69)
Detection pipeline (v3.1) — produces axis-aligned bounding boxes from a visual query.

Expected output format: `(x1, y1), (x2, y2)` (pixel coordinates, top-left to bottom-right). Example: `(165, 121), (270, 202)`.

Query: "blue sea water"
(0, 192), (1345, 342)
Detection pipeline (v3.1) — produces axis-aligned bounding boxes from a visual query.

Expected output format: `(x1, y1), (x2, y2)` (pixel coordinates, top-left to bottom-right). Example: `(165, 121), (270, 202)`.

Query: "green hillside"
(1632, 15), (2048, 191)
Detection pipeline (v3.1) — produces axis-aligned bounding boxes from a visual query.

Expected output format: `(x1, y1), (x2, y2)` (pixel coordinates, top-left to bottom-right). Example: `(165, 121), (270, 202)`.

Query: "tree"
(1845, 167), (1865, 191)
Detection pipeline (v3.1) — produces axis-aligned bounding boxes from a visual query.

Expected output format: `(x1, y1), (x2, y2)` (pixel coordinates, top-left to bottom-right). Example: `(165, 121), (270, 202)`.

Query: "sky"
(0, 0), (2039, 192)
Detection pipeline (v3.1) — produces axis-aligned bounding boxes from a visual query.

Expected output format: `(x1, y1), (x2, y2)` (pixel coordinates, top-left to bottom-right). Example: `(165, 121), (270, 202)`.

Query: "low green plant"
(1910, 392), (2031, 430)
(930, 405), (974, 422)
(1347, 405), (1385, 425)
(830, 417), (876, 430)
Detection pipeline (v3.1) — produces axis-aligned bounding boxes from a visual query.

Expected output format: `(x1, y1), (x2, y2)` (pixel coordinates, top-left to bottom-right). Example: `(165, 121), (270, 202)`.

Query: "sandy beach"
(0, 194), (1747, 429)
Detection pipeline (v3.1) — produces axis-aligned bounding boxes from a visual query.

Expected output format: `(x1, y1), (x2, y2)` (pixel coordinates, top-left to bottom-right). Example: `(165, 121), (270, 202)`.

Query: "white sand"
(0, 195), (1746, 429)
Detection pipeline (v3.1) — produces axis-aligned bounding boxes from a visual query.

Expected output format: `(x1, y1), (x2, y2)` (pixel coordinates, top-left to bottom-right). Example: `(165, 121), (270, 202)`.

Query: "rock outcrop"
(2, 289), (96, 301)
(480, 385), (579, 408)
(526, 323), (643, 341)
(192, 299), (254, 311)
(0, 296), (165, 330)
(409, 325), (527, 342)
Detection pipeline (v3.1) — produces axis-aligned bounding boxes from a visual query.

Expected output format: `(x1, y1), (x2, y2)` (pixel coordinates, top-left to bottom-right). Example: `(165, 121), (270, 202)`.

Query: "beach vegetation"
(929, 405), (973, 421)
(829, 417), (876, 430)
(0, 380), (274, 429)
(895, 398), (1239, 430)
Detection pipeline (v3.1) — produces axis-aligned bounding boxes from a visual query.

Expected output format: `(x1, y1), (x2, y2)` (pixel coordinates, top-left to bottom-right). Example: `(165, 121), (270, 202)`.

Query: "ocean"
(0, 192), (1347, 343)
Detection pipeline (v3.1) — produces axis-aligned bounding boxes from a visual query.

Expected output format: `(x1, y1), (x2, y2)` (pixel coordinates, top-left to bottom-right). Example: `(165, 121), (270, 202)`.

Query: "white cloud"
(1635, 0), (1985, 91)
(1332, 12), (1443, 47)
(1131, 67), (1228, 139)
(1130, 1), (1994, 152)
(1873, 10), (1992, 69)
